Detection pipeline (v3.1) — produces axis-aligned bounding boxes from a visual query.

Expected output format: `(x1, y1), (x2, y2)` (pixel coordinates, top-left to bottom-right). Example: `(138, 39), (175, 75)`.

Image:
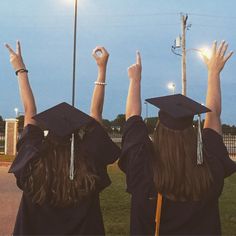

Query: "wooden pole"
(181, 14), (187, 96)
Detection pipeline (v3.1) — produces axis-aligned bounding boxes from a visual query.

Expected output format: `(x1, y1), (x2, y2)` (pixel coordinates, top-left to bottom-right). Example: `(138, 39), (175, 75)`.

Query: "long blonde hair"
(22, 132), (98, 207)
(152, 121), (212, 201)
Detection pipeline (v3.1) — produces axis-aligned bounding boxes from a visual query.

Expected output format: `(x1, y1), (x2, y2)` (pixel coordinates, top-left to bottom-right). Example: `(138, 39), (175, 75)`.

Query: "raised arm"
(203, 41), (233, 135)
(90, 46), (109, 125)
(126, 51), (142, 121)
(5, 41), (37, 127)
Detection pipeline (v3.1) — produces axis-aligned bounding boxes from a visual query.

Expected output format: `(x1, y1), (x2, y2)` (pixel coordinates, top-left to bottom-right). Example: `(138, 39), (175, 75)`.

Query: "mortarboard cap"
(33, 102), (94, 142)
(145, 94), (211, 130)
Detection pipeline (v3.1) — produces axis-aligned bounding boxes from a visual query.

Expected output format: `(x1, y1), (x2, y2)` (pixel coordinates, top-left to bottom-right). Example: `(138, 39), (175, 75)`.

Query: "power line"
(189, 12), (236, 20)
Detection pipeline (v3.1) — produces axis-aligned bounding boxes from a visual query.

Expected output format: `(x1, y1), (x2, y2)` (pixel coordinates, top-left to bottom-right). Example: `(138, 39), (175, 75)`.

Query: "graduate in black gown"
(6, 42), (120, 235)
(118, 42), (236, 235)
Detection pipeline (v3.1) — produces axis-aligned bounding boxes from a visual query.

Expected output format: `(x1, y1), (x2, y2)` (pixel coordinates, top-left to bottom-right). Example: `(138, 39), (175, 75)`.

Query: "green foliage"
(102, 119), (112, 132)
(100, 164), (130, 235)
(145, 117), (158, 133)
(222, 124), (236, 135)
(219, 174), (236, 235)
(110, 114), (126, 133)
(0, 116), (5, 133)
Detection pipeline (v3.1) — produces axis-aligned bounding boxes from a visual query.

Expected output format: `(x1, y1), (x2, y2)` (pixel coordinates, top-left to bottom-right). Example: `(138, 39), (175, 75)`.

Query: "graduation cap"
(145, 94), (211, 165)
(33, 102), (94, 141)
(33, 102), (94, 180)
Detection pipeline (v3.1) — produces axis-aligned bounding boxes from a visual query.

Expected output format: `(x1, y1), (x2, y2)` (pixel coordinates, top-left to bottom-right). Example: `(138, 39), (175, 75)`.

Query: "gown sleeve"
(83, 121), (120, 166)
(118, 116), (153, 194)
(202, 128), (236, 178)
(8, 124), (44, 180)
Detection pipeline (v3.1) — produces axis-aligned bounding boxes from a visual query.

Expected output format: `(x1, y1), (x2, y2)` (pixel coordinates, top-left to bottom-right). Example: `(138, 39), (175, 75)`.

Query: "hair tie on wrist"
(94, 81), (107, 86)
(15, 68), (28, 76)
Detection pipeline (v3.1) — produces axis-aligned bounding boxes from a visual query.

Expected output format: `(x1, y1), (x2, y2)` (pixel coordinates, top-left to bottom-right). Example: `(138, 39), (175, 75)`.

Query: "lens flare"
(199, 47), (212, 60)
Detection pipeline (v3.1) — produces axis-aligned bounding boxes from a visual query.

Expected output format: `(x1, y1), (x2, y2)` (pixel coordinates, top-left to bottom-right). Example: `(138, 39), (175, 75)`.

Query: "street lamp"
(14, 108), (19, 118)
(167, 82), (176, 95)
(70, 0), (79, 181)
(72, 0), (78, 107)
(198, 47), (212, 60)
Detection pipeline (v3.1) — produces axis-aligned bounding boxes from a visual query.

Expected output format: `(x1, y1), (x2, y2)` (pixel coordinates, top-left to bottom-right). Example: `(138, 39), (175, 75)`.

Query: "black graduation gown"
(9, 122), (120, 235)
(118, 115), (236, 236)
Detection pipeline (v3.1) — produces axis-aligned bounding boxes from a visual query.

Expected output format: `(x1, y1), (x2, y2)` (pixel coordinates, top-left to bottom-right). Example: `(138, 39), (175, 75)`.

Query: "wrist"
(208, 70), (220, 79)
(98, 65), (107, 72)
(130, 78), (141, 86)
(15, 68), (28, 76)
(129, 76), (141, 82)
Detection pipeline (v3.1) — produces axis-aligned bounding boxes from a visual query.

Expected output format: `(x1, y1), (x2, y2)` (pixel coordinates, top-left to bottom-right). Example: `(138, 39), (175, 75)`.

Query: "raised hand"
(128, 51), (142, 81)
(5, 41), (36, 126)
(5, 41), (26, 72)
(125, 51), (142, 120)
(92, 46), (109, 68)
(90, 46), (109, 124)
(203, 41), (233, 134)
(202, 41), (233, 74)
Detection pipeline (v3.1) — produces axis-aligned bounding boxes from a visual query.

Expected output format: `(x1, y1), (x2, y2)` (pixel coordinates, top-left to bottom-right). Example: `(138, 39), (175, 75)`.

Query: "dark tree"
(102, 119), (112, 132)
(0, 116), (5, 133)
(17, 115), (25, 133)
(111, 114), (126, 133)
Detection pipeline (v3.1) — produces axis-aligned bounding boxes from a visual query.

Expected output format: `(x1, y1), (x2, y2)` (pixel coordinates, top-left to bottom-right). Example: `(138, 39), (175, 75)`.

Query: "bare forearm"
(126, 80), (141, 120)
(17, 73), (37, 126)
(206, 72), (221, 116)
(90, 67), (106, 124)
(202, 41), (233, 135)
(204, 71), (222, 134)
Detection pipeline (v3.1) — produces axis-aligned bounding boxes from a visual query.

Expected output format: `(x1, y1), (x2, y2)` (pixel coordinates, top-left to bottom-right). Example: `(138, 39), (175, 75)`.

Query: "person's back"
(119, 42), (236, 235)
(6, 42), (120, 235)
(10, 116), (119, 235)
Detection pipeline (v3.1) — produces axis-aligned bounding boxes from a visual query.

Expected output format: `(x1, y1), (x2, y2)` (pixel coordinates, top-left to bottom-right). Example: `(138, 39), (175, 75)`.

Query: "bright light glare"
(14, 107), (19, 117)
(63, 0), (86, 8)
(64, 0), (74, 5)
(199, 47), (212, 60)
(167, 82), (175, 90)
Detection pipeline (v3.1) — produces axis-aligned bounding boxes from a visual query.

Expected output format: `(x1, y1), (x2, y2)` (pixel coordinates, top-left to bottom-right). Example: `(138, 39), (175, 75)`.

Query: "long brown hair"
(22, 129), (99, 208)
(152, 121), (212, 201)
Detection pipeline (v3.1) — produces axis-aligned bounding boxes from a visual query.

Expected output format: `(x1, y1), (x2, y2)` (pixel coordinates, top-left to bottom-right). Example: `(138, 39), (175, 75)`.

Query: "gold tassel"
(155, 193), (163, 236)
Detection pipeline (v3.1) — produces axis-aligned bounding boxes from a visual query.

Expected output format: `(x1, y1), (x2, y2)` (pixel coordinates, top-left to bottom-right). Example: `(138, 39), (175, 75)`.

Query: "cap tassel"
(69, 133), (75, 180)
(197, 114), (203, 165)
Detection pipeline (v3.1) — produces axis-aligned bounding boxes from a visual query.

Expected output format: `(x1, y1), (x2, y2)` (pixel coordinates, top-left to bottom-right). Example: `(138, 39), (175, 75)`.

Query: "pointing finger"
(136, 51), (141, 66)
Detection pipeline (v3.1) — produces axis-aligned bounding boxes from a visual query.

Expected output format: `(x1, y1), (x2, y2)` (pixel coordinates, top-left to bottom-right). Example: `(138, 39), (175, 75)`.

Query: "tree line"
(0, 114), (236, 135)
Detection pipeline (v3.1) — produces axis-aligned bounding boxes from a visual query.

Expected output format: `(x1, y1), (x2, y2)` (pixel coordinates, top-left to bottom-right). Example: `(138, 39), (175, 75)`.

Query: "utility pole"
(181, 14), (188, 96)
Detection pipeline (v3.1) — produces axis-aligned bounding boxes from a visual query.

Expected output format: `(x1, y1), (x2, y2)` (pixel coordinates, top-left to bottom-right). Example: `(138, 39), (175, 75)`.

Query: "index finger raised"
(136, 51), (142, 66)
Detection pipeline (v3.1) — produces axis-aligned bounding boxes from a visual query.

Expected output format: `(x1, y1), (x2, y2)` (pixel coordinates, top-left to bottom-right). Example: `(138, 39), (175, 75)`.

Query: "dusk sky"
(0, 0), (236, 124)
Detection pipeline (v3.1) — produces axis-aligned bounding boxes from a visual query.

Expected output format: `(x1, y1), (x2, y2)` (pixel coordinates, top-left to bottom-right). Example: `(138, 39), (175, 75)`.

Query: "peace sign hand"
(128, 51), (142, 81)
(5, 41), (26, 71)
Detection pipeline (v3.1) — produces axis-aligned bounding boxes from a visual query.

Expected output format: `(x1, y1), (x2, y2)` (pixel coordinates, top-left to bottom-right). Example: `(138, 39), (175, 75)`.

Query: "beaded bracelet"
(94, 81), (107, 86)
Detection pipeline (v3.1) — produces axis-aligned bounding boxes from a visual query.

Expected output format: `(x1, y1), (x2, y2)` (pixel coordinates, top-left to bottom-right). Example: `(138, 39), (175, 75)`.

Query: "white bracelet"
(94, 81), (107, 86)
